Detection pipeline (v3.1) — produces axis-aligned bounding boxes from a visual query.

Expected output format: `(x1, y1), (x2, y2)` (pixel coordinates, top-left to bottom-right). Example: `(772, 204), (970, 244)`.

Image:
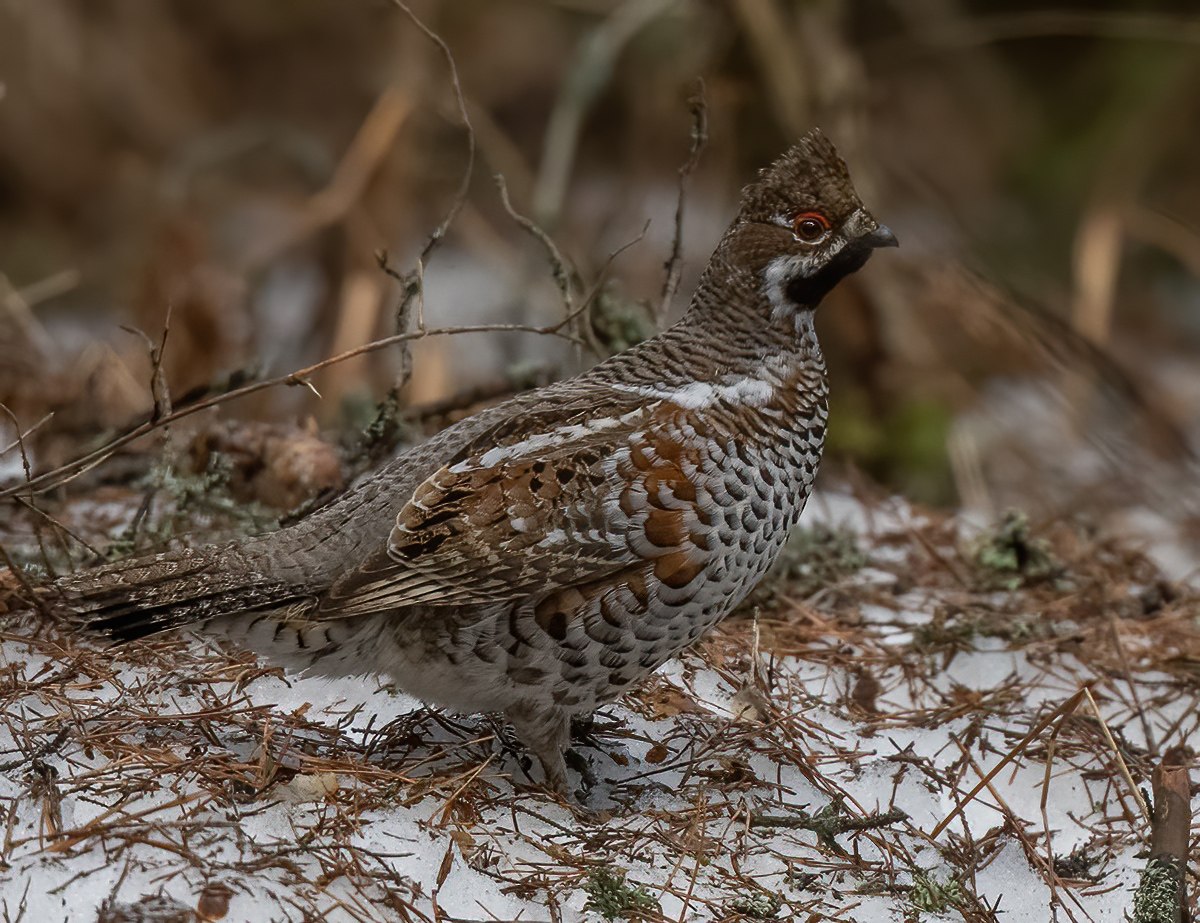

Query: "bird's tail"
(48, 542), (310, 642)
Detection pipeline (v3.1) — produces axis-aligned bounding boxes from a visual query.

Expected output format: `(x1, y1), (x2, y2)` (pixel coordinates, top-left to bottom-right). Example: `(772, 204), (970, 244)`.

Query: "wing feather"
(318, 405), (653, 616)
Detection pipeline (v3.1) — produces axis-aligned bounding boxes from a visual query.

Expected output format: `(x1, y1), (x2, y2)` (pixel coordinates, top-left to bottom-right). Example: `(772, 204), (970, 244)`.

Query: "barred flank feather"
(51, 544), (308, 642)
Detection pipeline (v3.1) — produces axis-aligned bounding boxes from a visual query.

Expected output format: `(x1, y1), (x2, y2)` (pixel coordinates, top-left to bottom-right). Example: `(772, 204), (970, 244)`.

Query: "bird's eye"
(792, 211), (830, 243)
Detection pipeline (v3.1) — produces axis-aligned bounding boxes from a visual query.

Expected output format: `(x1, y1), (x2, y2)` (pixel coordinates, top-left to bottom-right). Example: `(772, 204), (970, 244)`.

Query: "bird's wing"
(317, 396), (718, 618)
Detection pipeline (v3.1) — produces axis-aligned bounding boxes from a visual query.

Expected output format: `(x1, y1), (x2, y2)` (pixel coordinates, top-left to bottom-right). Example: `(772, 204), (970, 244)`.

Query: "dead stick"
(1149, 763), (1191, 867)
(1132, 762), (1191, 923)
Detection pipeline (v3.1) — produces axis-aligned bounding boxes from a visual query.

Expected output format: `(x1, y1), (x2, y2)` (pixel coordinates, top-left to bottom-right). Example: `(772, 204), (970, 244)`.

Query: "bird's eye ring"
(792, 211), (830, 243)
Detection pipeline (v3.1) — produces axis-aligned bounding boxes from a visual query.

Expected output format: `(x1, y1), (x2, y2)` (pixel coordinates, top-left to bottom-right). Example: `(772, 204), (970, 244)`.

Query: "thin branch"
(12, 497), (103, 560)
(495, 173), (576, 319)
(382, 0), (475, 381)
(119, 305), (173, 423)
(0, 322), (587, 501)
(0, 403), (35, 488)
(0, 410), (55, 599)
(0, 412), (54, 458)
(657, 79), (708, 325)
(494, 174), (651, 359)
(388, 0), (475, 269)
(391, 257), (419, 391)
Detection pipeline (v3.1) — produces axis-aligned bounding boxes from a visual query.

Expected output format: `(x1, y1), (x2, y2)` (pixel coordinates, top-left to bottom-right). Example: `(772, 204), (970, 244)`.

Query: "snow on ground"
(0, 489), (1197, 921)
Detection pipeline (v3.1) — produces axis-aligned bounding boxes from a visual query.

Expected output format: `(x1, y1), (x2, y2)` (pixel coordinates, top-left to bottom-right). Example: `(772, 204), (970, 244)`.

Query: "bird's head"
(720, 129), (897, 318)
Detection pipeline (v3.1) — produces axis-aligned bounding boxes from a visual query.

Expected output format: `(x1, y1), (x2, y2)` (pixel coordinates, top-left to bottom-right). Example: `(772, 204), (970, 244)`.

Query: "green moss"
(970, 511), (1061, 591)
(105, 453), (275, 559)
(909, 872), (963, 916)
(589, 287), (656, 355)
(1132, 858), (1182, 923)
(583, 867), (658, 921)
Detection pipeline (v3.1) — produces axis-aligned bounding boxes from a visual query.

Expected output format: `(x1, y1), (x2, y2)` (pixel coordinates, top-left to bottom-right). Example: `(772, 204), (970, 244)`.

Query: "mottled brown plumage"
(53, 130), (896, 793)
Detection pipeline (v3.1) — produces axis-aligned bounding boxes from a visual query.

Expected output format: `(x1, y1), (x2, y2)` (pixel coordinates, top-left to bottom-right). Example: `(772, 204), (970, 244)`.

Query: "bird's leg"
(564, 747), (597, 791)
(507, 704), (572, 797)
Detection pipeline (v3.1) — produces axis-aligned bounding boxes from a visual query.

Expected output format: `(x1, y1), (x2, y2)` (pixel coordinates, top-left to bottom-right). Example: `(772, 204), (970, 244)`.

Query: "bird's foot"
(565, 746), (597, 792)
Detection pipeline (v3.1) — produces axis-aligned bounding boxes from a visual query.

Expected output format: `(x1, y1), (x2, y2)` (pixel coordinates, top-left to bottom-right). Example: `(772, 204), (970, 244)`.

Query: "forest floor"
(0, 471), (1196, 923)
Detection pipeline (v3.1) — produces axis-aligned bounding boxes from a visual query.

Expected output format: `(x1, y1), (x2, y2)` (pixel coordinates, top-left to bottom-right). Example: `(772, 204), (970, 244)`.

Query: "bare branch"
(0, 403), (54, 611)
(495, 173), (576, 320)
(381, 1), (476, 388)
(12, 497), (103, 560)
(0, 403), (35, 489)
(387, 0), (475, 269)
(0, 411), (53, 458)
(119, 304), (174, 423)
(657, 80), (709, 325)
(0, 321), (589, 501)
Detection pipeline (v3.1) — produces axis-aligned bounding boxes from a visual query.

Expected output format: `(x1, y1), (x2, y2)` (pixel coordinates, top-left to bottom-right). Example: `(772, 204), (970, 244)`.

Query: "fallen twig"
(751, 802), (908, 855)
(1085, 685), (1152, 823)
(931, 685), (1089, 838)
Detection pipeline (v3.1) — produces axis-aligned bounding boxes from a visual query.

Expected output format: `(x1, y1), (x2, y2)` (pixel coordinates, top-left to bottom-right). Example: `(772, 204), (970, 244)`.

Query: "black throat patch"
(785, 242), (874, 308)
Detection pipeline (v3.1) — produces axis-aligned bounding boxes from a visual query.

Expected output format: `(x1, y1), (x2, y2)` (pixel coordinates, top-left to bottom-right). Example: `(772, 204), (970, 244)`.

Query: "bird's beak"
(861, 224), (899, 249)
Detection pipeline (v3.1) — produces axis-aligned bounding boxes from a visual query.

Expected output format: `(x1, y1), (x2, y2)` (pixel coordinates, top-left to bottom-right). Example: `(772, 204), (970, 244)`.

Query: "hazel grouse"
(55, 129), (897, 793)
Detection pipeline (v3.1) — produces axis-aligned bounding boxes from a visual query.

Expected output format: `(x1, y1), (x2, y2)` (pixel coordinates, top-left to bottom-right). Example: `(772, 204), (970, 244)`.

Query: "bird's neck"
(596, 257), (826, 398)
(672, 257), (824, 374)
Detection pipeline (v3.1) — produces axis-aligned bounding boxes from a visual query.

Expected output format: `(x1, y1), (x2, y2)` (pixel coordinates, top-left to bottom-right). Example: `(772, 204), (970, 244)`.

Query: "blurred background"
(0, 0), (1197, 579)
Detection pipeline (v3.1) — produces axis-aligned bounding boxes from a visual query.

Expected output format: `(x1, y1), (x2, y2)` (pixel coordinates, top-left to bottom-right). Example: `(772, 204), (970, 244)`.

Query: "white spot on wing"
(450, 410), (642, 473)
(610, 378), (776, 410)
(539, 528), (568, 548)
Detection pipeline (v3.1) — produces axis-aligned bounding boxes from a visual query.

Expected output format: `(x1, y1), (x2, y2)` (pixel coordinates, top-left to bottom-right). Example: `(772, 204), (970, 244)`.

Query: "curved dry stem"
(0, 321), (587, 501)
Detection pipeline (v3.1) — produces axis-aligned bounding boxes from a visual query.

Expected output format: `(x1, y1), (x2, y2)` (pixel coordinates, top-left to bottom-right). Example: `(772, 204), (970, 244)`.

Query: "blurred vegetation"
(0, 0), (1197, 540)
(969, 509), (1063, 590)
